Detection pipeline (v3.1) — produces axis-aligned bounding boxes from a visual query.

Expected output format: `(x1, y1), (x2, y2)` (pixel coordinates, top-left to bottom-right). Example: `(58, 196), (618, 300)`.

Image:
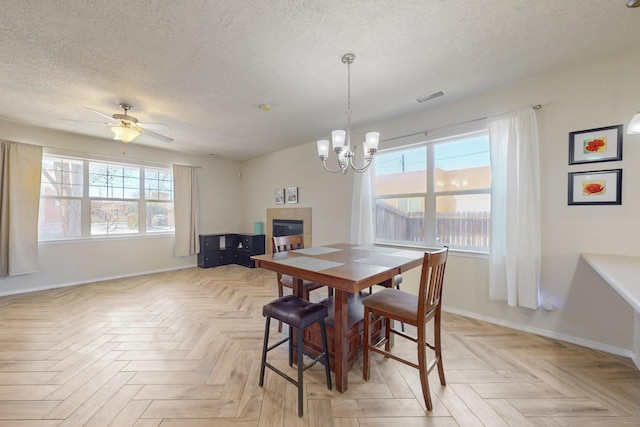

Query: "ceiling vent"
(416, 91), (445, 103)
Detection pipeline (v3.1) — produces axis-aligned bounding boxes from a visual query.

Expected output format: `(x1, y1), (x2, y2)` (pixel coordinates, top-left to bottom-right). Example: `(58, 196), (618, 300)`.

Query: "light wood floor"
(1, 265), (639, 426)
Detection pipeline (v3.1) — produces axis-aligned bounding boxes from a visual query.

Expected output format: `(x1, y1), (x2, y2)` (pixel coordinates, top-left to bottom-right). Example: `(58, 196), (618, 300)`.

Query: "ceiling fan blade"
(61, 119), (110, 125)
(143, 128), (173, 143)
(84, 107), (117, 122)
(139, 122), (171, 131)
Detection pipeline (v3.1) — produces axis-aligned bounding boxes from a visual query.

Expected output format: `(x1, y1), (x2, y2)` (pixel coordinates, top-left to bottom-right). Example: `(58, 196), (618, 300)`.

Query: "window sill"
(38, 232), (175, 245)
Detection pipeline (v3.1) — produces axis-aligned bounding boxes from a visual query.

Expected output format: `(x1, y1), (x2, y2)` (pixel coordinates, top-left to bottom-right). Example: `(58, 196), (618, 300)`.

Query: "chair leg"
(417, 324), (433, 411)
(434, 311), (446, 386)
(327, 287), (334, 297)
(259, 316), (271, 387)
(297, 325), (304, 417)
(363, 307), (371, 381)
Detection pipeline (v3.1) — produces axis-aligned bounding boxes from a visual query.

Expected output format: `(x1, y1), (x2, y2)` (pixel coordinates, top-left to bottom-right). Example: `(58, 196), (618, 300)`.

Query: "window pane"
(146, 202), (175, 233)
(145, 169), (174, 200)
(436, 194), (490, 249)
(375, 197), (425, 243)
(88, 162), (140, 199)
(90, 200), (138, 235)
(38, 198), (82, 239)
(41, 157), (83, 196)
(433, 135), (490, 192)
(375, 147), (427, 195)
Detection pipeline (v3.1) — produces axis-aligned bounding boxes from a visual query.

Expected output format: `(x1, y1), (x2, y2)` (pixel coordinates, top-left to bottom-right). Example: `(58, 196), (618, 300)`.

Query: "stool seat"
(259, 294), (332, 417)
(263, 295), (329, 329)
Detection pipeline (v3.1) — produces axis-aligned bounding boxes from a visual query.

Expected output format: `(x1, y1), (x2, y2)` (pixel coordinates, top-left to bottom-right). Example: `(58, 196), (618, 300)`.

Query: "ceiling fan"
(65, 103), (173, 143)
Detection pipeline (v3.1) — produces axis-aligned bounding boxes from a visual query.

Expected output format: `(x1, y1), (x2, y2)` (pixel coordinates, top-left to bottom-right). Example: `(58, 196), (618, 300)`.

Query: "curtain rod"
(42, 146), (201, 168)
(381, 104), (542, 143)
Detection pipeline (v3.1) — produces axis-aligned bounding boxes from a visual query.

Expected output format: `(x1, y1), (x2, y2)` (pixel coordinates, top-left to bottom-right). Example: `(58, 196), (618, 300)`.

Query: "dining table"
(252, 243), (425, 392)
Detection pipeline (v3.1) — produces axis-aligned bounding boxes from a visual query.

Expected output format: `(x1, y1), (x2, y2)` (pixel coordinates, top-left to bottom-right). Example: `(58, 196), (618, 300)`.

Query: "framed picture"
(286, 187), (298, 204)
(568, 124), (623, 165)
(568, 169), (622, 205)
(274, 188), (284, 205)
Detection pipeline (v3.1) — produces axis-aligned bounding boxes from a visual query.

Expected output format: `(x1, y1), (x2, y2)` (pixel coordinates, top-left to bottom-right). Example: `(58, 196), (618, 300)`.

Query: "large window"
(374, 132), (491, 251)
(39, 155), (174, 241)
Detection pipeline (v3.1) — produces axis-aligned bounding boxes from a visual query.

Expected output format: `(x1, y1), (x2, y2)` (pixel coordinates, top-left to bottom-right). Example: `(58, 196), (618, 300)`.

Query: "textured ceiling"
(1, 1), (639, 161)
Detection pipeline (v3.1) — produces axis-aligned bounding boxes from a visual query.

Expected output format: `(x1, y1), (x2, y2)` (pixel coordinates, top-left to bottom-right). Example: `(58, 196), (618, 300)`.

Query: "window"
(39, 155), (174, 241)
(374, 132), (491, 251)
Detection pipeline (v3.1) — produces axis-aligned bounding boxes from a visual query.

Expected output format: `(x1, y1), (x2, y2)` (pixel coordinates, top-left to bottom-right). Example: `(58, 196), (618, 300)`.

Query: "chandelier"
(316, 53), (379, 173)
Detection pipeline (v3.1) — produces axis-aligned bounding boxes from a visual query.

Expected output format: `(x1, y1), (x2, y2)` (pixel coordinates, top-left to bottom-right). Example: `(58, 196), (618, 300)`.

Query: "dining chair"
(362, 247), (449, 411)
(272, 235), (333, 332)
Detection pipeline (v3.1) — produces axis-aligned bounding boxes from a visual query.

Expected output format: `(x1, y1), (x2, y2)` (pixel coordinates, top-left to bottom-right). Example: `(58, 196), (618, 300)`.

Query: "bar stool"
(259, 295), (332, 417)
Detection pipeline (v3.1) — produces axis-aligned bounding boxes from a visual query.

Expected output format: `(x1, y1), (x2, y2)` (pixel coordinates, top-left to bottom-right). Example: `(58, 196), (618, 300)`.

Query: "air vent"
(416, 91), (445, 103)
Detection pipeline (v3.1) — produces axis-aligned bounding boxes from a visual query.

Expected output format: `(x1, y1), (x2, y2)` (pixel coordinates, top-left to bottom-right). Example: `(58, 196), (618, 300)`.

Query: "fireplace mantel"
(266, 207), (312, 253)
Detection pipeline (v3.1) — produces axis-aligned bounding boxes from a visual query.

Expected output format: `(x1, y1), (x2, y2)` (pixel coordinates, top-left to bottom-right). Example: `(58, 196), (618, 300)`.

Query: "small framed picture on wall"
(286, 187), (298, 204)
(568, 124), (623, 165)
(568, 169), (622, 205)
(274, 188), (285, 205)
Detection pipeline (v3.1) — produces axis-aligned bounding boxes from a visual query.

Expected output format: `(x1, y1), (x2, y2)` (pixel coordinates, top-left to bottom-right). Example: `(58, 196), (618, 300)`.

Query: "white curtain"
(173, 164), (199, 257)
(488, 108), (541, 309)
(350, 164), (375, 245)
(0, 140), (43, 276)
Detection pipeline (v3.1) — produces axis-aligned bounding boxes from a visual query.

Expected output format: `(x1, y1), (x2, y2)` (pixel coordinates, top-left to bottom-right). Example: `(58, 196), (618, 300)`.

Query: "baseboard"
(443, 305), (637, 364)
(0, 264), (197, 298)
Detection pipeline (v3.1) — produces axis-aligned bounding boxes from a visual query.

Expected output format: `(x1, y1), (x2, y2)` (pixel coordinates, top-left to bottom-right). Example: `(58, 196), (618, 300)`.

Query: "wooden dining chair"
(272, 235), (333, 331)
(362, 247), (449, 411)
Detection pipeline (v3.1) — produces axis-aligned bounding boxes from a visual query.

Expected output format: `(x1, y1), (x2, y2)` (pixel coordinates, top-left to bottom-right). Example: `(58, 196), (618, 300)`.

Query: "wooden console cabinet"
(197, 233), (265, 268)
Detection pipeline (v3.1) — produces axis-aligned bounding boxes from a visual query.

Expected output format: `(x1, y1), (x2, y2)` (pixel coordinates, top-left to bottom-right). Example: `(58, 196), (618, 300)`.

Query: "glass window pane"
(89, 162), (140, 200)
(375, 147), (427, 195)
(146, 202), (175, 233)
(90, 200), (138, 235)
(375, 197), (425, 243)
(38, 198), (82, 239)
(433, 135), (490, 192)
(41, 157), (83, 197)
(436, 194), (490, 249)
(145, 168), (174, 200)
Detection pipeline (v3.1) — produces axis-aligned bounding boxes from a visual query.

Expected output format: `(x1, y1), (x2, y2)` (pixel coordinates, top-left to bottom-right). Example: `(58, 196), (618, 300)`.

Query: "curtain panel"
(350, 164), (375, 245)
(173, 164), (199, 257)
(488, 108), (541, 309)
(0, 140), (43, 276)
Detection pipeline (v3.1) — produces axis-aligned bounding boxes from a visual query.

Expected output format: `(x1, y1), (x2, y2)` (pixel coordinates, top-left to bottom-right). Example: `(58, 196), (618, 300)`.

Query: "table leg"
(292, 277), (304, 297)
(333, 289), (349, 392)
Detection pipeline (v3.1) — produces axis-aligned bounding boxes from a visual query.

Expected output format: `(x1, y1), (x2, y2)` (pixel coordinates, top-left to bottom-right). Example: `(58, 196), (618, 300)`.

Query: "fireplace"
(266, 207), (312, 253)
(273, 219), (303, 237)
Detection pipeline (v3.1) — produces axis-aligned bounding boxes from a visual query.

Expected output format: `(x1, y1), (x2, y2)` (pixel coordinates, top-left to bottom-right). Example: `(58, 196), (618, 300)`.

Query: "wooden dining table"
(252, 243), (424, 392)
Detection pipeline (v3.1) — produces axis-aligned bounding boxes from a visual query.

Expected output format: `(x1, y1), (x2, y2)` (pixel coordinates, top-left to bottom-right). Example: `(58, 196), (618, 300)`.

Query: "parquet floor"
(1, 265), (639, 426)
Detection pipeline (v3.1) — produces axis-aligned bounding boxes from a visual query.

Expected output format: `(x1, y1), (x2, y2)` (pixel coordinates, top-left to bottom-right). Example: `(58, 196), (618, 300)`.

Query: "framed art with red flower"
(568, 169), (622, 205)
(568, 124), (622, 165)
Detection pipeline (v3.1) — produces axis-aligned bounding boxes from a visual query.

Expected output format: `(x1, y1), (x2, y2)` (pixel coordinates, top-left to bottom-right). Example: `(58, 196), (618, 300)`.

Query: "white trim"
(442, 305), (638, 364)
(0, 264), (196, 298)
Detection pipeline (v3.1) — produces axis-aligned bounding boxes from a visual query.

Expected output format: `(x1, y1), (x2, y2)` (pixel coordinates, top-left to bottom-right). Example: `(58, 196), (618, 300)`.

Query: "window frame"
(39, 152), (175, 242)
(374, 129), (491, 253)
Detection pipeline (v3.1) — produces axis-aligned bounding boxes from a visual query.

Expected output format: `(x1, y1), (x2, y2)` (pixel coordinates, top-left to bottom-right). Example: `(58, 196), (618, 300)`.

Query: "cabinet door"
(198, 250), (220, 268)
(219, 250), (236, 265)
(237, 250), (254, 268)
(200, 235), (220, 251)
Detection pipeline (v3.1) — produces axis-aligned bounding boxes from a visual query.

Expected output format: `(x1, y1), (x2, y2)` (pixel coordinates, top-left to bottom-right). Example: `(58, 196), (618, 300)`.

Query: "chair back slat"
(418, 248), (449, 318)
(272, 234), (305, 253)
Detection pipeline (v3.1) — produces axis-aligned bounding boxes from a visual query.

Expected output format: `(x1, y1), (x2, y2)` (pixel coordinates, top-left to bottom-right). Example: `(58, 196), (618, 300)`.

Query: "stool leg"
(288, 325), (294, 367)
(320, 319), (332, 390)
(259, 316), (271, 387)
(297, 326), (304, 417)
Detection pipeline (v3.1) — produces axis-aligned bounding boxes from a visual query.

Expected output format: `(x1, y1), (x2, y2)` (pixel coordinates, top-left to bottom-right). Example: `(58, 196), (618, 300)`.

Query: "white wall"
(0, 120), (243, 296)
(240, 47), (640, 357)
